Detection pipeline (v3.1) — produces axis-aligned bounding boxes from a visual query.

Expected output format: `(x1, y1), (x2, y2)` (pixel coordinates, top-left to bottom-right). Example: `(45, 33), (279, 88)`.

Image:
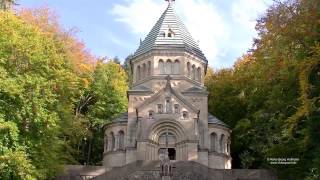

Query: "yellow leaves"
(17, 7), (96, 78)
(234, 54), (256, 70)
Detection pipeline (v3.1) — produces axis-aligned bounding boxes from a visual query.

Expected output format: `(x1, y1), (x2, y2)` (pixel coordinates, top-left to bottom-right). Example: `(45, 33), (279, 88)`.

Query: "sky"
(18, 0), (273, 68)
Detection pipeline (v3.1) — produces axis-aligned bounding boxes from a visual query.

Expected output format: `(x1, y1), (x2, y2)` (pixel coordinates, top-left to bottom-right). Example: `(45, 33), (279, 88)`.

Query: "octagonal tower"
(103, 2), (231, 169)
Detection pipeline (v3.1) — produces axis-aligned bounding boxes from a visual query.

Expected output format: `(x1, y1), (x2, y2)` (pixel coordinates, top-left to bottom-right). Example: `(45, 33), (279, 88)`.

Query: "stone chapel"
(103, 1), (232, 169)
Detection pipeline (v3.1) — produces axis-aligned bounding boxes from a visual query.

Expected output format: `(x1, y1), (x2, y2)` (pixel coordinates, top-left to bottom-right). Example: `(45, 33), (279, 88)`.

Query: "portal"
(168, 148), (176, 160)
(158, 148), (176, 160)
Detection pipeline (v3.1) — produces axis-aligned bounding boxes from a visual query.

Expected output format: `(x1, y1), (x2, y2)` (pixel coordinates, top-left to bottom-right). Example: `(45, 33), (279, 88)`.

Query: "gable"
(136, 86), (198, 113)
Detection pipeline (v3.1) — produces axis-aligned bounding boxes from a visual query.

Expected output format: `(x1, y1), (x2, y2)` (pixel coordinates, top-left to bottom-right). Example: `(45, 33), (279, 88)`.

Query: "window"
(166, 60), (172, 74)
(167, 29), (174, 38)
(210, 132), (217, 152)
(220, 134), (225, 153)
(227, 137), (231, 155)
(105, 135), (108, 151)
(149, 110), (154, 118)
(174, 104), (180, 114)
(159, 59), (165, 74)
(192, 65), (196, 80)
(157, 104), (163, 113)
(182, 111), (188, 119)
(147, 61), (151, 75)
(118, 131), (124, 150)
(142, 63), (146, 77)
(197, 67), (202, 81)
(174, 60), (180, 74)
(165, 97), (172, 113)
(187, 62), (191, 77)
(110, 132), (115, 151)
(136, 65), (141, 81)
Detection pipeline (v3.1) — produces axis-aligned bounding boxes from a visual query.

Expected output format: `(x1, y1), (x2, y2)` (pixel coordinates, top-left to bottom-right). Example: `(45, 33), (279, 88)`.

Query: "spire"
(132, 1), (207, 62)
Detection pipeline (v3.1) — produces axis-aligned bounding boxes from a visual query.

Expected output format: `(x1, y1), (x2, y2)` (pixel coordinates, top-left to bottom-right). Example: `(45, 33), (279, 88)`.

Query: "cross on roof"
(165, 0), (175, 5)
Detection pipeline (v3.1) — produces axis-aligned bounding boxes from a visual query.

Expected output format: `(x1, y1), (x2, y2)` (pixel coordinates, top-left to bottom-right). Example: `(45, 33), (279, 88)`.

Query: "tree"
(74, 60), (128, 165)
(0, 8), (95, 179)
(205, 0), (320, 179)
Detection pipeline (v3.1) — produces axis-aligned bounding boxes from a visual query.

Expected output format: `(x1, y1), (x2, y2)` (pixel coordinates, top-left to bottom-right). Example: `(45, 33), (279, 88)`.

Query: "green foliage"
(205, 0), (320, 179)
(72, 60), (128, 165)
(89, 60), (128, 125)
(0, 118), (37, 180)
(0, 10), (94, 179)
(0, 5), (128, 179)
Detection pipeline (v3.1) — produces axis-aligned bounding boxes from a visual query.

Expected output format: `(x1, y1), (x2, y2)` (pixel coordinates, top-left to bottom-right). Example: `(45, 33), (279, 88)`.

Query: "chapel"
(103, 0), (231, 169)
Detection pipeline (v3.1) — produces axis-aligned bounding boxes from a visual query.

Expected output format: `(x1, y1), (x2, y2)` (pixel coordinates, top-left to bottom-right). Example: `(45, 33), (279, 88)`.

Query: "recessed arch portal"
(148, 120), (186, 144)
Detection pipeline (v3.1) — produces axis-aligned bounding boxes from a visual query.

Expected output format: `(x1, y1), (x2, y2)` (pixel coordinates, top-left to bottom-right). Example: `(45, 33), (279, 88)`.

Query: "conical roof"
(132, 4), (207, 62)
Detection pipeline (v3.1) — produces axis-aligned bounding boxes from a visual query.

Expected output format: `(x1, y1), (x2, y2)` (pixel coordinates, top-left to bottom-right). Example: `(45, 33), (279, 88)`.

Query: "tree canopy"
(1, 0), (319, 179)
(205, 0), (320, 179)
(0, 7), (128, 179)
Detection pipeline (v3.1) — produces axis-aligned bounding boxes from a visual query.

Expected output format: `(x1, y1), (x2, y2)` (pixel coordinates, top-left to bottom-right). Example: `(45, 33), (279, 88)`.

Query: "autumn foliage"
(0, 6), (128, 180)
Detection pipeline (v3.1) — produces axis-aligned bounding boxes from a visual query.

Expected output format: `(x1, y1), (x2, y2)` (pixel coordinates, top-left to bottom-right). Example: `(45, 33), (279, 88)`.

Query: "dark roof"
(113, 112), (128, 122)
(183, 86), (207, 93)
(132, 4), (207, 62)
(208, 113), (228, 127)
(131, 85), (152, 91)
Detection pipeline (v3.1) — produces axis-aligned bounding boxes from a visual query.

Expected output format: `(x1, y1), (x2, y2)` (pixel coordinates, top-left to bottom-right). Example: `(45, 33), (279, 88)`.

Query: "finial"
(165, 0), (175, 5)
(165, 75), (172, 88)
(165, 75), (172, 82)
(165, 75), (172, 94)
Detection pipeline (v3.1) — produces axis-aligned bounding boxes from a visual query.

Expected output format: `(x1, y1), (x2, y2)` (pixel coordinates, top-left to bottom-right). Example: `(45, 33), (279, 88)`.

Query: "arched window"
(174, 60), (180, 74)
(149, 110), (154, 118)
(159, 132), (176, 145)
(157, 104), (163, 113)
(197, 67), (201, 81)
(165, 97), (172, 113)
(110, 132), (115, 151)
(166, 60), (172, 74)
(227, 137), (231, 155)
(167, 29), (174, 38)
(210, 132), (217, 152)
(182, 111), (188, 119)
(142, 63), (146, 77)
(147, 61), (151, 75)
(174, 104), (180, 114)
(136, 65), (141, 81)
(105, 135), (108, 151)
(187, 62), (191, 77)
(220, 134), (225, 153)
(118, 130), (125, 150)
(192, 65), (196, 80)
(159, 59), (165, 74)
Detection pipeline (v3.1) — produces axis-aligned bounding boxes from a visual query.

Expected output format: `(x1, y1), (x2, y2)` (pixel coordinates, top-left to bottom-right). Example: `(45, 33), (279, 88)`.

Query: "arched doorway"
(168, 148), (176, 160)
(158, 148), (176, 160)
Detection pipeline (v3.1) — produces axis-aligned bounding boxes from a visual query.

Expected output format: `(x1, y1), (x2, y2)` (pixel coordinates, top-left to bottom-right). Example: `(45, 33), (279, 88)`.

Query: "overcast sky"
(18, 0), (273, 68)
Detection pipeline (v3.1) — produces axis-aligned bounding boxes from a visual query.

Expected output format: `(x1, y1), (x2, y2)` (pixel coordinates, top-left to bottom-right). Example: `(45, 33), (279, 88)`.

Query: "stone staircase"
(91, 161), (277, 180)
